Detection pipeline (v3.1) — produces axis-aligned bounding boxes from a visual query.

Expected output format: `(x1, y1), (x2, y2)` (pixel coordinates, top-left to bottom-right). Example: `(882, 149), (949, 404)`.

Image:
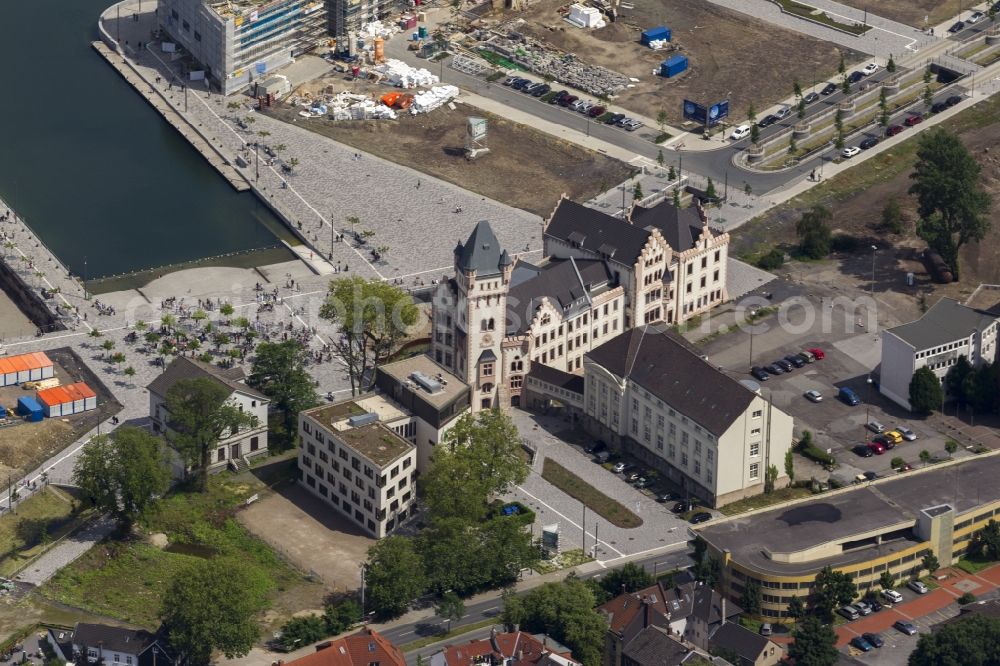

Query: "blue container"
(16, 396), (43, 422)
(412, 32), (420, 40)
(641, 26), (671, 45)
(660, 54), (688, 78)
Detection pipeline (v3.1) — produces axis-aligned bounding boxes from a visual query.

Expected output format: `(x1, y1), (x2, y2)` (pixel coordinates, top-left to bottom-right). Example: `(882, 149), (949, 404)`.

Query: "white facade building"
(583, 325), (794, 507)
(880, 297), (1000, 410)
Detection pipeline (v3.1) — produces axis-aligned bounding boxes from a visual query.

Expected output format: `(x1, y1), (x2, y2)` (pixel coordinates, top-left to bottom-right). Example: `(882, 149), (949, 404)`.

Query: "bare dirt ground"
(513, 0), (860, 124)
(836, 0), (964, 27)
(266, 89), (633, 218)
(733, 95), (1000, 316)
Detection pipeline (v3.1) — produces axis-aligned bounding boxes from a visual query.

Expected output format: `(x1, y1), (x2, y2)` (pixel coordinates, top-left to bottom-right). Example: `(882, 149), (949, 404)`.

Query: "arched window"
(488, 318), (495, 331)
(481, 319), (490, 331)
(482, 383), (495, 393)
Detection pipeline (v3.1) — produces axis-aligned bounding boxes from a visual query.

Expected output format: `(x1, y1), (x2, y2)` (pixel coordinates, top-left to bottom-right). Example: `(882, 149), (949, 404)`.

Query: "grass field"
(541, 458), (642, 529)
(0, 487), (91, 577)
(955, 554), (997, 575)
(719, 486), (812, 516)
(43, 475), (304, 628)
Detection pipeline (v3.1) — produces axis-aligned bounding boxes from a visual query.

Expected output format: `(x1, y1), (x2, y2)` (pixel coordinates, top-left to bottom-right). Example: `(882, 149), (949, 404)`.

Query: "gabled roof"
(709, 622), (774, 664)
(437, 631), (580, 666)
(73, 623), (163, 657)
(147, 356), (267, 401)
(284, 629), (406, 666)
(455, 220), (508, 277)
(621, 626), (692, 666)
(599, 580), (741, 636)
(545, 199), (651, 267)
(507, 257), (617, 335)
(630, 200), (710, 253)
(887, 297), (999, 351)
(585, 325), (756, 437)
(527, 364), (584, 396)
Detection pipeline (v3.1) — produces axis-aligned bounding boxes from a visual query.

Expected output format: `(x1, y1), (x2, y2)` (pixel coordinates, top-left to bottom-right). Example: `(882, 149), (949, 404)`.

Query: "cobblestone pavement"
(505, 409), (690, 562)
(15, 516), (116, 587)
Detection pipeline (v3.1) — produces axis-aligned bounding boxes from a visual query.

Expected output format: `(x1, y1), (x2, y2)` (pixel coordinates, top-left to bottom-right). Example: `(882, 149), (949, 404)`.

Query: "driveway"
(506, 409), (691, 562)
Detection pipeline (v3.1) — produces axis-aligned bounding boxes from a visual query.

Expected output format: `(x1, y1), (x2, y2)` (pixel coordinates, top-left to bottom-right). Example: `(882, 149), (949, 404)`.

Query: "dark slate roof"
(527, 364), (585, 395)
(73, 623), (158, 656)
(455, 220), (507, 277)
(507, 257), (616, 335)
(709, 623), (771, 664)
(545, 199), (651, 267)
(630, 200), (710, 253)
(887, 297), (998, 351)
(621, 626), (691, 666)
(585, 325), (755, 437)
(147, 356), (267, 401)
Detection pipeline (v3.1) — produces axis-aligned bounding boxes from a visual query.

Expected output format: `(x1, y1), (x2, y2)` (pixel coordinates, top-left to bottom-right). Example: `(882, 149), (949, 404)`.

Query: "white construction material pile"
(359, 20), (398, 39)
(410, 85), (459, 114)
(647, 38), (668, 49)
(326, 92), (397, 120)
(566, 4), (606, 29)
(374, 59), (439, 88)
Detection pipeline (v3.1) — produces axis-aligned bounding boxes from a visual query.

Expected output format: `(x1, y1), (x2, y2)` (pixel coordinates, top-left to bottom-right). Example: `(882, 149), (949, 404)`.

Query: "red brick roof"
(440, 631), (579, 666)
(284, 629), (405, 666)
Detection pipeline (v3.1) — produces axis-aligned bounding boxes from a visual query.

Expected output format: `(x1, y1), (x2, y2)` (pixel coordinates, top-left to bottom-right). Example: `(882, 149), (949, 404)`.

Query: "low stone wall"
(0, 258), (64, 334)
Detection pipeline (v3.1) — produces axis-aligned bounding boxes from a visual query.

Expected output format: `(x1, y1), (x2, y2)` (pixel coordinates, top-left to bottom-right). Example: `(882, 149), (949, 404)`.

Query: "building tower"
(449, 221), (512, 411)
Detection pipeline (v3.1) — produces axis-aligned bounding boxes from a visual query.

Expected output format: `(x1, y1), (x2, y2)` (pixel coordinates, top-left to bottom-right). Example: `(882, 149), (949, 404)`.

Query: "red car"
(869, 441), (887, 455)
(806, 347), (825, 360)
(904, 114), (923, 127)
(886, 125), (904, 137)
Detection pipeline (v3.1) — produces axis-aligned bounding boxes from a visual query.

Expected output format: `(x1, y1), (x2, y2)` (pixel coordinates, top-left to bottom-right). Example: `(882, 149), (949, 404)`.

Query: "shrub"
(831, 234), (860, 253)
(891, 456), (905, 470)
(757, 248), (785, 270)
(958, 592), (977, 605)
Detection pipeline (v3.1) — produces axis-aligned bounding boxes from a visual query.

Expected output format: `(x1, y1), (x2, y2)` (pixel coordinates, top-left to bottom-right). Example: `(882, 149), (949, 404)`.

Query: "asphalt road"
(381, 545), (694, 663)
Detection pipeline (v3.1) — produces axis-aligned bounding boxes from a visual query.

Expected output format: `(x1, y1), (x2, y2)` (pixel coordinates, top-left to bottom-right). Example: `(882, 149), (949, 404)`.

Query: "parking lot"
(500, 75), (645, 136)
(698, 283), (972, 484)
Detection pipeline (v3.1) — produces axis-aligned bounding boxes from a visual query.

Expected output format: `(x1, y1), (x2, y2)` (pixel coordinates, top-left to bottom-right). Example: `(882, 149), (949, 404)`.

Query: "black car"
(848, 71), (864, 84)
(867, 599), (883, 613)
(860, 136), (879, 149)
(803, 92), (819, 104)
(948, 21), (966, 33)
(606, 113), (626, 125)
(758, 114), (779, 127)
(863, 632), (884, 648)
(863, 470), (878, 481)
(750, 366), (770, 381)
(764, 363), (784, 375)
(820, 82), (838, 96)
(511, 78), (530, 90)
(585, 440), (607, 454)
(689, 512), (712, 524)
(785, 354), (806, 368)
(946, 95), (963, 107)
(672, 501), (693, 514)
(774, 359), (794, 372)
(530, 84), (551, 97)
(931, 102), (947, 114)
(853, 444), (874, 458)
(550, 90), (569, 104)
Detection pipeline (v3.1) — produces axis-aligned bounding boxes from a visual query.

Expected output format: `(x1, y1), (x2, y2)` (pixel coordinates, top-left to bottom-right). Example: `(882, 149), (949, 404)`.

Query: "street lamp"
(870, 245), (877, 295)
(747, 307), (758, 372)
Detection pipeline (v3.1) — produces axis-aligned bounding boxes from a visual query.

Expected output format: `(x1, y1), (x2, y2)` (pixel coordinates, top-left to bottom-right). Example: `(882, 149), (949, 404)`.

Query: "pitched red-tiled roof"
(284, 629), (405, 666)
(440, 631), (579, 666)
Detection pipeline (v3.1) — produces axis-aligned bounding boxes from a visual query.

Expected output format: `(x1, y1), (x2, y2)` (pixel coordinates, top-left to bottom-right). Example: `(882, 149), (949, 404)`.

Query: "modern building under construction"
(327, 0), (400, 39)
(159, 0), (328, 95)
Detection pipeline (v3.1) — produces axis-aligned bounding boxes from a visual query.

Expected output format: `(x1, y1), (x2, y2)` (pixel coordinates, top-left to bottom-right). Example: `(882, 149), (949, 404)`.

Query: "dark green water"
(0, 0), (293, 280)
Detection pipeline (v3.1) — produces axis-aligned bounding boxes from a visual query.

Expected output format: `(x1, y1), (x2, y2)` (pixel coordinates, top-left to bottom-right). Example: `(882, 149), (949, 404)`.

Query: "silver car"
(895, 425), (917, 441)
(805, 390), (824, 403)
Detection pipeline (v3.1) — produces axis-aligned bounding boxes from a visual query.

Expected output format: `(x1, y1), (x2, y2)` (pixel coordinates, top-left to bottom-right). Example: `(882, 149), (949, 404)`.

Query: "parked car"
(673, 501), (694, 513)
(905, 114), (924, 127)
(839, 387), (861, 405)
(786, 354), (806, 368)
(689, 512), (712, 524)
(758, 114), (778, 128)
(730, 124), (751, 140)
(851, 636), (873, 652)
(571, 100), (589, 112)
(656, 491), (678, 503)
(867, 599), (883, 612)
(862, 62), (879, 76)
(948, 21), (966, 33)
(838, 605), (861, 621)
(931, 102), (948, 114)
(895, 426), (917, 441)
(550, 90), (569, 104)
(908, 580), (930, 594)
(503, 76), (518, 86)
(969, 11), (986, 23)
(560, 95), (579, 107)
(615, 115), (633, 127)
(872, 434), (896, 450)
(633, 477), (650, 489)
(883, 430), (904, 445)
(799, 350), (816, 363)
(806, 347), (825, 360)
(606, 113), (626, 125)
(863, 471), (878, 481)
(855, 601), (873, 615)
(595, 450), (612, 463)
(612, 462), (627, 473)
(803, 92), (819, 104)
(947, 95), (963, 107)
(773, 359), (793, 372)
(805, 389), (824, 403)
(820, 82), (838, 95)
(886, 124), (905, 136)
(863, 632), (885, 648)
(625, 120), (644, 131)
(868, 441), (887, 455)
(774, 106), (791, 120)
(842, 146), (861, 158)
(860, 136), (879, 149)
(894, 620), (918, 635)
(867, 420), (886, 433)
(848, 71), (865, 84)
(759, 623), (773, 636)
(882, 589), (904, 603)
(585, 440), (607, 454)
(853, 444), (874, 458)
(531, 84), (551, 97)
(764, 363), (784, 375)
(751, 366), (771, 381)
(588, 105), (606, 118)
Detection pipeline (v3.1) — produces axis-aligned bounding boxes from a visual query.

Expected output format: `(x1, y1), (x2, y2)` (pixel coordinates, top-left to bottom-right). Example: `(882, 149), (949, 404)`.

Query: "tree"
(165, 377), (256, 490)
(747, 102), (757, 125)
(812, 565), (856, 622)
(656, 109), (668, 132)
(797, 98), (807, 121)
(787, 594), (805, 620)
(882, 196), (904, 234)
(878, 86), (890, 127)
(909, 367), (944, 415)
(789, 616), (839, 666)
(835, 130), (846, 151)
(672, 188), (681, 207)
(160, 557), (271, 665)
(880, 570), (896, 591)
(247, 340), (318, 444)
(667, 165), (676, 180)
(920, 449), (932, 465)
(764, 464), (779, 494)
(750, 123), (760, 144)
(789, 136), (797, 155)
(785, 449), (795, 483)
(973, 520), (1000, 560)
(946, 355), (973, 406)
(220, 302), (234, 317)
(73, 427), (171, 529)
(924, 84), (934, 109)
(741, 578), (762, 615)
(319, 277), (418, 395)
(922, 552), (940, 576)
(891, 456), (906, 470)
(838, 53), (846, 75)
(909, 128), (992, 280)
(793, 80), (803, 99)
(101, 339), (115, 359)
(842, 76), (851, 95)
(796, 205), (833, 259)
(705, 178), (717, 201)
(514, 576), (607, 666)
(124, 366), (136, 385)
(599, 563), (654, 598)
(909, 614), (1000, 666)
(436, 592), (465, 632)
(656, 149), (664, 167)
(365, 536), (427, 620)
(744, 182), (752, 197)
(887, 54), (896, 73)
(633, 182), (643, 200)
(924, 66), (933, 85)
(288, 157), (300, 171)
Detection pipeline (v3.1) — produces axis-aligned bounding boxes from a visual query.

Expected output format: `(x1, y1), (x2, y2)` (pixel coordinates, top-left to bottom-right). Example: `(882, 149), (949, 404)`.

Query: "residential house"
(282, 629), (405, 666)
(708, 623), (782, 666)
(148, 356), (269, 473)
(619, 626), (705, 666)
(430, 629), (581, 666)
(880, 297), (1000, 410)
(71, 623), (174, 666)
(584, 325), (794, 507)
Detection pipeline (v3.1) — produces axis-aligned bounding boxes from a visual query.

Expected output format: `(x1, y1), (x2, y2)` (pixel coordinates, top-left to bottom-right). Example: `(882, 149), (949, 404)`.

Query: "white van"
(730, 124), (751, 141)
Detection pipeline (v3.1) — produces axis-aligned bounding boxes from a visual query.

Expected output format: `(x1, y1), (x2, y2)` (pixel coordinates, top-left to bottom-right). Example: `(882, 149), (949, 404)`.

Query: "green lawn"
(719, 486), (813, 516)
(956, 555), (997, 575)
(43, 475), (302, 628)
(541, 459), (642, 528)
(0, 487), (91, 577)
(774, 0), (871, 34)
